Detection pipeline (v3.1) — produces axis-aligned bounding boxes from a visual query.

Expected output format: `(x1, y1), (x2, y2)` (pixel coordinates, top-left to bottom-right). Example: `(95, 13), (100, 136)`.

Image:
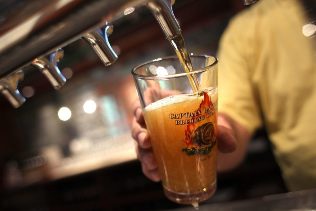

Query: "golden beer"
(143, 89), (218, 205)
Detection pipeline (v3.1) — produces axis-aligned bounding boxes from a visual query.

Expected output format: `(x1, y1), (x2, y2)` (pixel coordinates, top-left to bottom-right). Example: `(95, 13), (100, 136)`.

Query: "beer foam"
(145, 88), (217, 111)
(145, 94), (192, 111)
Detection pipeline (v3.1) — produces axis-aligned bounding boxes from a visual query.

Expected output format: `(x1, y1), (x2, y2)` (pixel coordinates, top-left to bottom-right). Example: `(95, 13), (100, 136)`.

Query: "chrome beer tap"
(0, 71), (26, 108)
(32, 49), (66, 90)
(0, 0), (182, 108)
(147, 0), (181, 41)
(83, 25), (118, 67)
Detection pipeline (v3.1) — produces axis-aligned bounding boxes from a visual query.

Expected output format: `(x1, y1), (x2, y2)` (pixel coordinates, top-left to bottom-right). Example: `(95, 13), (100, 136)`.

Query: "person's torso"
(250, 0), (316, 190)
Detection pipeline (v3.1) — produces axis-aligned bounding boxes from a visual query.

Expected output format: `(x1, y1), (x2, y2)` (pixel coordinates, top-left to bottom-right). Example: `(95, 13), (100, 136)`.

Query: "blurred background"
(0, 0), (287, 210)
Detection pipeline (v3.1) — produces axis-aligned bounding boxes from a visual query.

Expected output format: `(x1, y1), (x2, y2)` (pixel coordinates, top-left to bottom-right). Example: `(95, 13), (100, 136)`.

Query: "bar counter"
(173, 188), (316, 211)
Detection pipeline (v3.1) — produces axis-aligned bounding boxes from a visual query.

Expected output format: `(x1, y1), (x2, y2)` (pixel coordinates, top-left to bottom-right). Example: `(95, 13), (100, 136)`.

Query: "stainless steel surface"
(83, 26), (118, 67)
(31, 49), (66, 89)
(0, 70), (25, 108)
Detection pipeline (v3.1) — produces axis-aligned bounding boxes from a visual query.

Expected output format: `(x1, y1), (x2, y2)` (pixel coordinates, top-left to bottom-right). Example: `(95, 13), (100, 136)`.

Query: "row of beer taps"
(0, 0), (180, 108)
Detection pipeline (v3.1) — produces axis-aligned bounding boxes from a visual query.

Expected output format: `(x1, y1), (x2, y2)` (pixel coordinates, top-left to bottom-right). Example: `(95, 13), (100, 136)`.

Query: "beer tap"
(0, 71), (26, 108)
(31, 49), (66, 90)
(83, 25), (118, 67)
(0, 0), (183, 108)
(147, 0), (181, 41)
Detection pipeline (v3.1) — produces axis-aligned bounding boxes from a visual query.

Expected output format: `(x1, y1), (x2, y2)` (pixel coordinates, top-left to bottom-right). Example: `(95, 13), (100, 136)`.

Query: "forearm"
(217, 113), (251, 172)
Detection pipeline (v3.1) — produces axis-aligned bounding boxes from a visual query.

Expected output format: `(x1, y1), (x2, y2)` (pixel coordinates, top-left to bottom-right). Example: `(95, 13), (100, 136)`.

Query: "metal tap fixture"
(0, 71), (26, 108)
(147, 0), (181, 41)
(31, 49), (66, 90)
(0, 0), (182, 108)
(83, 25), (118, 67)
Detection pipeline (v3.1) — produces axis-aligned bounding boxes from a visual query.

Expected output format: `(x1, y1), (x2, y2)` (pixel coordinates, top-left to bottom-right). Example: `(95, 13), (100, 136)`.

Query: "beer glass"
(132, 55), (218, 206)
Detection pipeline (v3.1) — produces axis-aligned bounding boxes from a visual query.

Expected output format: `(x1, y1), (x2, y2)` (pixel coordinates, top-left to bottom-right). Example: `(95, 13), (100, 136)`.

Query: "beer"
(170, 34), (199, 93)
(143, 88), (218, 205)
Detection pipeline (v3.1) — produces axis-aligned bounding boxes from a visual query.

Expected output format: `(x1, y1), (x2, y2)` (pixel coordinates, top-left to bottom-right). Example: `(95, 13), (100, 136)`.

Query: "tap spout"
(32, 49), (67, 90)
(0, 70), (26, 108)
(147, 0), (181, 41)
(83, 25), (118, 67)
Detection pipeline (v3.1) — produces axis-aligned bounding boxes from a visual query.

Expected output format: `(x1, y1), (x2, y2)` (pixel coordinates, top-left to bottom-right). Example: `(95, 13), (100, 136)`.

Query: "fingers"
(131, 97), (152, 149)
(142, 166), (161, 182)
(131, 98), (160, 181)
(131, 117), (151, 149)
(132, 86), (166, 182)
(136, 146), (158, 170)
(132, 99), (146, 127)
(136, 146), (161, 182)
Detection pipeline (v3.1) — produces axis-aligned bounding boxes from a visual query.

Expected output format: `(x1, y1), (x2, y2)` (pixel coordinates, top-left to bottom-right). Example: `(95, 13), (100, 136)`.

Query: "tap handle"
(83, 25), (118, 67)
(32, 49), (67, 90)
(0, 70), (26, 108)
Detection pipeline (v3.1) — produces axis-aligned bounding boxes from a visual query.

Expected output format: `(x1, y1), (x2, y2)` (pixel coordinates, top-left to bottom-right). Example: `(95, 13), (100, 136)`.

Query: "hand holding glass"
(132, 55), (218, 206)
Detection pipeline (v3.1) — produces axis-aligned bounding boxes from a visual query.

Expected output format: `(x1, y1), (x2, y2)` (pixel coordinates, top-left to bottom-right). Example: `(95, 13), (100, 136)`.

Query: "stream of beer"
(170, 34), (200, 93)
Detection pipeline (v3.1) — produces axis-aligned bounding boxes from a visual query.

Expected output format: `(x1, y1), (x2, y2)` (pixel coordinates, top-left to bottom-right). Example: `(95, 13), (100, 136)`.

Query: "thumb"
(217, 125), (237, 153)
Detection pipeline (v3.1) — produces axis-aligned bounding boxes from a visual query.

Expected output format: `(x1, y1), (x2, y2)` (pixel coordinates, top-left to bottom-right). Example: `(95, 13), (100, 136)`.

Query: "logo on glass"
(182, 92), (216, 156)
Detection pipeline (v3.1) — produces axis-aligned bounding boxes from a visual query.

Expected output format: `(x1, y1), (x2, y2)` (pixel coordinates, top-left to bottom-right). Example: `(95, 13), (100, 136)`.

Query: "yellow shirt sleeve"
(217, 10), (262, 134)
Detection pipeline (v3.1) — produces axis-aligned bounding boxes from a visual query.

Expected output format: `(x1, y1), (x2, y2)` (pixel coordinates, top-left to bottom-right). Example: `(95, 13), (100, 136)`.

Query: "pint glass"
(132, 55), (218, 205)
